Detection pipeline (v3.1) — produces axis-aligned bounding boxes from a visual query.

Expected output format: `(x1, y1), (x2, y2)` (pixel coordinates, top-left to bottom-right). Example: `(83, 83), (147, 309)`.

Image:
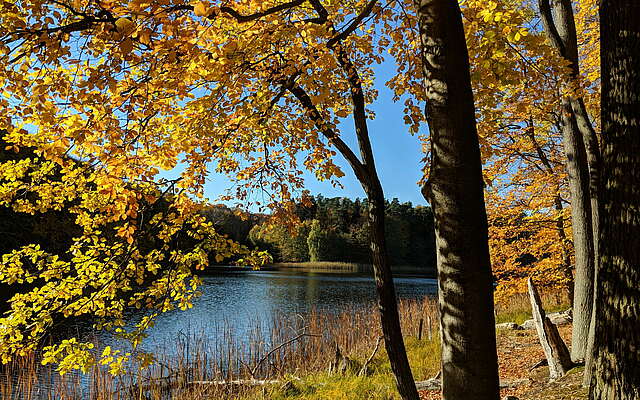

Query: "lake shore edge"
(201, 262), (437, 277)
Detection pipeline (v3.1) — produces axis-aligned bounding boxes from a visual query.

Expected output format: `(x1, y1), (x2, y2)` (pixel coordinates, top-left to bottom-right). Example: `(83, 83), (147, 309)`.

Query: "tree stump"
(527, 278), (573, 379)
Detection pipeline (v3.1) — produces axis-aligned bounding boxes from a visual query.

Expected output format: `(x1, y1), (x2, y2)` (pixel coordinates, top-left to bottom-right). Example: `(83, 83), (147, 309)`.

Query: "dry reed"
(0, 290), (568, 399)
(0, 297), (439, 400)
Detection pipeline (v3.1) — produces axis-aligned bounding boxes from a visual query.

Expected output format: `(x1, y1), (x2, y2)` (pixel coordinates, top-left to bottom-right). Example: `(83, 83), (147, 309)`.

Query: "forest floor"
(419, 325), (587, 400)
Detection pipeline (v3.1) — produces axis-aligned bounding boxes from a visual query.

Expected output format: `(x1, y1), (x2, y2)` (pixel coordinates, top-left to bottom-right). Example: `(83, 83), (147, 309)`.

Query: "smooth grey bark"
(589, 1), (640, 398)
(538, 0), (600, 361)
(560, 99), (595, 361)
(414, 0), (500, 398)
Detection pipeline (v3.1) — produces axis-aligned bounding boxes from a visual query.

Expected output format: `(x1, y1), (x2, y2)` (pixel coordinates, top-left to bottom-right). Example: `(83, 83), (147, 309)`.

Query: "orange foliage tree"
(465, 0), (599, 302)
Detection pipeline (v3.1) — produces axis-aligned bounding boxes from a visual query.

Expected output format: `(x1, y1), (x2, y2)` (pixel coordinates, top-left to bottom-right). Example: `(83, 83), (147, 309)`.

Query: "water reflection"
(128, 269), (437, 351)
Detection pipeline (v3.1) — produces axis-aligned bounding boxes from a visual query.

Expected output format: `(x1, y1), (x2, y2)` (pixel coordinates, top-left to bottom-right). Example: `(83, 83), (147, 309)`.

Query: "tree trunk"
(366, 184), (420, 400)
(288, 54), (420, 396)
(538, 0), (600, 360)
(414, 0), (500, 399)
(559, 99), (595, 361)
(554, 194), (574, 306)
(589, 1), (640, 398)
(526, 121), (574, 305)
(309, 37), (420, 399)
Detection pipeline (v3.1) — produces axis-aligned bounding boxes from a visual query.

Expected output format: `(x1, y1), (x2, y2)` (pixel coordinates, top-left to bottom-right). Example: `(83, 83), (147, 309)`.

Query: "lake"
(120, 268), (438, 353)
(1, 268), (438, 399)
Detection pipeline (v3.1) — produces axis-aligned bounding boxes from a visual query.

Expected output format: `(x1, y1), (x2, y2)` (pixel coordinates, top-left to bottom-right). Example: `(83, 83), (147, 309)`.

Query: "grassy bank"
(269, 262), (435, 276)
(0, 292), (569, 400)
(494, 290), (570, 325)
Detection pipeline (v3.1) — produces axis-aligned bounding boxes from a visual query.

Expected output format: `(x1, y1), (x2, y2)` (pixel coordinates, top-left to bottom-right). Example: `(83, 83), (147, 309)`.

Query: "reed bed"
(0, 297), (439, 400)
(0, 290), (569, 400)
(269, 262), (373, 272)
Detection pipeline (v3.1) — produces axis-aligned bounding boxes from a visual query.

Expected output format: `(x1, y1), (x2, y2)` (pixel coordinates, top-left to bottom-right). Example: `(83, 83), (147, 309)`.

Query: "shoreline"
(201, 262), (437, 277)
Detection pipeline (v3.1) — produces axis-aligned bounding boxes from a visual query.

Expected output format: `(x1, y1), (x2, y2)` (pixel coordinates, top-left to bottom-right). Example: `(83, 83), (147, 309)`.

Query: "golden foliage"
(0, 0), (601, 371)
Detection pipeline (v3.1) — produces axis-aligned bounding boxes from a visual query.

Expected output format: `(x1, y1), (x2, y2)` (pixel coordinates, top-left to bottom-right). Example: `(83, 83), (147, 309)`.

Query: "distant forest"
(1, 140), (436, 282)
(202, 197), (436, 272)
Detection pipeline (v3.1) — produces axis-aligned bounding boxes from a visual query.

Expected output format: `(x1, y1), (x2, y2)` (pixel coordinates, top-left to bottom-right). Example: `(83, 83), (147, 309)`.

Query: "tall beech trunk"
(414, 0), (499, 398)
(538, 0), (600, 360)
(589, 1), (640, 398)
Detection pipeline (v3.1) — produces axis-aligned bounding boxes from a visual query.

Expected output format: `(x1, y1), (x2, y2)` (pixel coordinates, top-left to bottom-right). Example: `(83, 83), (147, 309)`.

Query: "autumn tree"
(458, 0), (575, 302)
(1, 1), (425, 397)
(588, 0), (640, 398)
(537, 0), (601, 361)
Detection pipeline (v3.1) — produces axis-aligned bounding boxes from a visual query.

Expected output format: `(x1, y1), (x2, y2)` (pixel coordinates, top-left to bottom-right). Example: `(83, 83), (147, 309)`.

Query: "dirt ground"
(418, 326), (588, 400)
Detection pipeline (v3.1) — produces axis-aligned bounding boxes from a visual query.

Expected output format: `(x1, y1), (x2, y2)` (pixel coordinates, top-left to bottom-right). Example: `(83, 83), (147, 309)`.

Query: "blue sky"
(199, 59), (429, 208)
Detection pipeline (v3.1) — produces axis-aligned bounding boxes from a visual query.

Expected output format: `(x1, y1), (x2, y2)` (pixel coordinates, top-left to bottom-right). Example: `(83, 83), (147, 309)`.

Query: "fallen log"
(415, 378), (529, 391)
(527, 278), (573, 379)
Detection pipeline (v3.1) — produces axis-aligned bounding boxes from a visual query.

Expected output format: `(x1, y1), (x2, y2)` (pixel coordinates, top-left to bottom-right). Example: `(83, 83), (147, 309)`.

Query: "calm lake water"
(119, 268), (438, 352)
(2, 268), (437, 399)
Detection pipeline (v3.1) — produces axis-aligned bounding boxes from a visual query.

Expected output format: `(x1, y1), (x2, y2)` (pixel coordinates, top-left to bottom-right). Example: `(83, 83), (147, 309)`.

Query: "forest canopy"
(0, 0), (604, 387)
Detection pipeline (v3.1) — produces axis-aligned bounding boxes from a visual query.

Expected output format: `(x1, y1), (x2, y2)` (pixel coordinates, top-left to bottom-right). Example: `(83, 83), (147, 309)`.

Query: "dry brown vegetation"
(0, 291), (577, 400)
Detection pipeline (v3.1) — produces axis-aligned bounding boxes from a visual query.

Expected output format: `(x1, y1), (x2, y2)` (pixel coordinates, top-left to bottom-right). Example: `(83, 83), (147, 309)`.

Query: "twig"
(358, 336), (383, 376)
(250, 332), (321, 377)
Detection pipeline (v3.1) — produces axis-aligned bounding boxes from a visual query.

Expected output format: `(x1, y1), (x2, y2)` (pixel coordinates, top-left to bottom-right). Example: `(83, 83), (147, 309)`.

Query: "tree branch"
(332, 44), (377, 178)
(537, 0), (567, 59)
(327, 0), (378, 48)
(286, 83), (369, 185)
(168, 0), (326, 24)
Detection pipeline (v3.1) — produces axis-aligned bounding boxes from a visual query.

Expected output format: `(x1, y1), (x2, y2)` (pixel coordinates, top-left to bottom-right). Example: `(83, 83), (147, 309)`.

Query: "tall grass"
(0, 297), (439, 400)
(269, 262), (433, 275)
(269, 262), (374, 272)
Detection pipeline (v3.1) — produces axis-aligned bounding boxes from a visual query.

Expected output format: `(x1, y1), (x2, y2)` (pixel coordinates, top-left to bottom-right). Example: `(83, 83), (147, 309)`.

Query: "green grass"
(261, 373), (399, 400)
(238, 336), (441, 400)
(495, 309), (534, 325)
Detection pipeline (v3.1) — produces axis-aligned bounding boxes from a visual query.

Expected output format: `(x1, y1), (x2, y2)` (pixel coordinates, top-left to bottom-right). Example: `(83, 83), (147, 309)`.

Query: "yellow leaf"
(115, 17), (134, 34)
(193, 2), (210, 17)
